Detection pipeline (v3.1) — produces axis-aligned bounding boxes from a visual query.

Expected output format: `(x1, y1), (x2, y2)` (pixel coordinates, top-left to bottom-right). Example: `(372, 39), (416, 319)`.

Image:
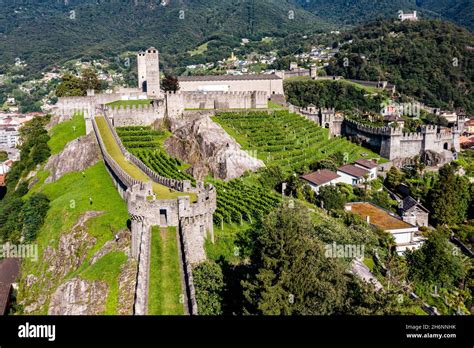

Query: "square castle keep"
(54, 47), (283, 133)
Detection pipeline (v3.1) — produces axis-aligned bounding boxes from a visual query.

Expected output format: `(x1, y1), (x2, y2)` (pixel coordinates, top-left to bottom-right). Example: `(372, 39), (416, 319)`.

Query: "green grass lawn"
(48, 112), (86, 155)
(106, 99), (152, 108)
(148, 226), (184, 315)
(95, 116), (195, 201)
(342, 79), (380, 94)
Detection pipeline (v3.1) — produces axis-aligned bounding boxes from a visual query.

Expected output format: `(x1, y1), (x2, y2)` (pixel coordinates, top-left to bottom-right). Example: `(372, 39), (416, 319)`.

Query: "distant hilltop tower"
(398, 10), (418, 22)
(137, 47), (161, 98)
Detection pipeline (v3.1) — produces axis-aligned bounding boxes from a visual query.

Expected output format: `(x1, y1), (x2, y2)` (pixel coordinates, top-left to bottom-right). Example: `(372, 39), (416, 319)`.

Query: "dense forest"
(0, 0), (327, 74)
(284, 79), (388, 113)
(327, 20), (474, 113)
(295, 0), (473, 30)
(0, 0), (472, 75)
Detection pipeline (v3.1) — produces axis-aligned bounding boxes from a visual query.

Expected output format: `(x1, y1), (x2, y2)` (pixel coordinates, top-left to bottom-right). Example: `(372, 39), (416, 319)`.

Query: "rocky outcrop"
(43, 212), (102, 278)
(44, 132), (100, 183)
(165, 113), (264, 180)
(21, 212), (138, 315)
(22, 212), (101, 314)
(48, 278), (108, 315)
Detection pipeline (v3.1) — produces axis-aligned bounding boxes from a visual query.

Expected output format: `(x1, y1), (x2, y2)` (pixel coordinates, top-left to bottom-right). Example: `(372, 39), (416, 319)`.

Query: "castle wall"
(343, 118), (458, 162)
(92, 113), (216, 315)
(179, 78), (283, 98)
(106, 102), (166, 127)
(54, 91), (149, 132)
(181, 91), (267, 110)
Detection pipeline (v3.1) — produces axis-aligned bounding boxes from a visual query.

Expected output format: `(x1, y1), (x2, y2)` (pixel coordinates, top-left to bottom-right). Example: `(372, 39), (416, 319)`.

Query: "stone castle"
(91, 113), (216, 315)
(52, 47), (287, 315)
(290, 104), (464, 165)
(55, 47), (283, 133)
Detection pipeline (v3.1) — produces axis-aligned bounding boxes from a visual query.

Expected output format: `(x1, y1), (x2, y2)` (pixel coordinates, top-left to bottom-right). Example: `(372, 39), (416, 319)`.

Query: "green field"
(213, 111), (383, 173)
(48, 112), (86, 155)
(95, 116), (194, 201)
(148, 226), (184, 315)
(106, 99), (152, 108)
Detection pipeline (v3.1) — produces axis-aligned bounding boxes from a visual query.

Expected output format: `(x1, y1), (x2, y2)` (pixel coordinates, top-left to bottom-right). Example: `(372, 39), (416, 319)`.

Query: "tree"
(428, 164), (470, 226)
(81, 68), (102, 92)
(21, 193), (50, 242)
(55, 73), (84, 97)
(406, 228), (465, 288)
(317, 185), (347, 211)
(242, 204), (348, 315)
(55, 69), (102, 97)
(258, 165), (285, 191)
(385, 166), (402, 189)
(370, 191), (396, 212)
(309, 158), (337, 172)
(193, 261), (225, 315)
(161, 75), (180, 93)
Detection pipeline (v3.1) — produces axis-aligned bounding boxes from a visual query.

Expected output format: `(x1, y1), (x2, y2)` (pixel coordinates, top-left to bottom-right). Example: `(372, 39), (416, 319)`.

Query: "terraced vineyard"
(213, 111), (382, 173)
(116, 126), (281, 230)
(212, 180), (281, 227)
(116, 126), (195, 184)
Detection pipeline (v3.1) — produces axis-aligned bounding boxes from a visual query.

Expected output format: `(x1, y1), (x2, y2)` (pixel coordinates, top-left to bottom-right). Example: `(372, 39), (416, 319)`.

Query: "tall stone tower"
(137, 47), (161, 99)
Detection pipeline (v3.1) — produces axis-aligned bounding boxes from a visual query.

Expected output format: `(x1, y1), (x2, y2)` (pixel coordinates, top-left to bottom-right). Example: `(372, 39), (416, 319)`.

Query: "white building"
(337, 164), (373, 186)
(345, 202), (424, 255)
(399, 11), (418, 21)
(301, 169), (341, 193)
(353, 159), (378, 180)
(0, 128), (19, 149)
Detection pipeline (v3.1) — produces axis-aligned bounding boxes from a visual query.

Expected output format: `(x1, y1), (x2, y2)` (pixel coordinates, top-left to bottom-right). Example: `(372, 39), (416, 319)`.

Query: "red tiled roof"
(354, 159), (378, 170)
(337, 164), (370, 178)
(301, 169), (340, 186)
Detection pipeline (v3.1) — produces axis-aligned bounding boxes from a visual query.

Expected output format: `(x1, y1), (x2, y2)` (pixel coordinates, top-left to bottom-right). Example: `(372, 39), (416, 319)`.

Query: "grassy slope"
(20, 163), (129, 314)
(81, 251), (128, 314)
(19, 114), (130, 314)
(48, 113), (86, 155)
(148, 226), (184, 315)
(95, 116), (194, 201)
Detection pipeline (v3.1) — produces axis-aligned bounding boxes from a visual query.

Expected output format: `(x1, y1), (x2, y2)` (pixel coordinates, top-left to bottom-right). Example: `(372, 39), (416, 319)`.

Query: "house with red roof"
(337, 164), (372, 186)
(301, 169), (341, 193)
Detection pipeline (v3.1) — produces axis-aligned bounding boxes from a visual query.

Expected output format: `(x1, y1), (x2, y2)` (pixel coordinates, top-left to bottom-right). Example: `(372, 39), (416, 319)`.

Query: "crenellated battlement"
(343, 118), (398, 136)
(401, 132), (424, 141)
